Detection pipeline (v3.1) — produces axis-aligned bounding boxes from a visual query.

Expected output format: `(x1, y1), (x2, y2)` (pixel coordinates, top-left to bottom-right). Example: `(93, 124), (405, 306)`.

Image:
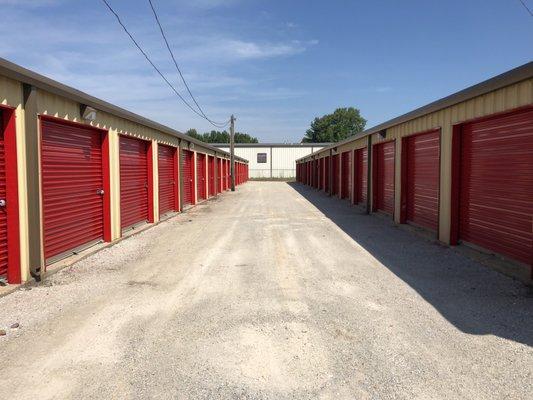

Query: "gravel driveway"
(1, 181), (531, 399)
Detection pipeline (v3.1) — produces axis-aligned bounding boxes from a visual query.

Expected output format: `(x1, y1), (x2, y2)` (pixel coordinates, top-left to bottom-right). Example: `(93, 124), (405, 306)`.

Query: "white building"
(214, 143), (329, 179)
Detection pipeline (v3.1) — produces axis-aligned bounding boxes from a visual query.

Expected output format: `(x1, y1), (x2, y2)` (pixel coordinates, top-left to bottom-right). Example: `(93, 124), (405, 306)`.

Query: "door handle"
(0, 199), (5, 207)
(96, 189), (105, 196)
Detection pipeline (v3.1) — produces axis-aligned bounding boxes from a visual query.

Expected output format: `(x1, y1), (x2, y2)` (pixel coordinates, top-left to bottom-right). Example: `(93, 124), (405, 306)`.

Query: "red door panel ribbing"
(355, 147), (368, 204)
(197, 153), (206, 200)
(374, 141), (395, 215)
(119, 136), (149, 230)
(182, 150), (194, 206)
(158, 144), (177, 215)
(324, 156), (330, 191)
(405, 131), (440, 231)
(208, 156), (215, 197)
(0, 114), (7, 276)
(459, 108), (533, 265)
(41, 119), (104, 260)
(217, 158), (222, 193)
(332, 155), (339, 196)
(341, 152), (350, 199)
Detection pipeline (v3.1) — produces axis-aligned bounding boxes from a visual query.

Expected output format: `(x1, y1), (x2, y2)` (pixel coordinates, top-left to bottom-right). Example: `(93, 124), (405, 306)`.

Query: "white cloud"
(0, 1), (316, 142)
(0, 0), (63, 6)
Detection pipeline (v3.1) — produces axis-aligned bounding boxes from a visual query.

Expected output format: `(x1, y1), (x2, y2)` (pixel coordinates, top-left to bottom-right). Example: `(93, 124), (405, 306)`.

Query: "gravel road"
(1, 181), (531, 400)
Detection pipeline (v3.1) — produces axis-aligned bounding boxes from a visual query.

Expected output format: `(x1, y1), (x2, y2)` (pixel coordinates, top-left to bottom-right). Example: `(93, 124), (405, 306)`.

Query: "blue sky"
(0, 0), (532, 142)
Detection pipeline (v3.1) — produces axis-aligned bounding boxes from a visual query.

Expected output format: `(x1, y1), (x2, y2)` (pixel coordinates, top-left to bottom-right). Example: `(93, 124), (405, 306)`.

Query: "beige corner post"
(152, 140), (159, 222)
(108, 129), (121, 240)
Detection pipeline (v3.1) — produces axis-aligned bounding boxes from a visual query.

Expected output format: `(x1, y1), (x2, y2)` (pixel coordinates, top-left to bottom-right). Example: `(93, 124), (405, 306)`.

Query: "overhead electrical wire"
(147, 0), (228, 128)
(518, 0), (533, 17)
(101, 0), (230, 128)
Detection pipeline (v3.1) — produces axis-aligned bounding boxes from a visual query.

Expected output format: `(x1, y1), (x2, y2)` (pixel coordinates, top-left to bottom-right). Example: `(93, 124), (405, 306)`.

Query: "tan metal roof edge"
(296, 61), (533, 163)
(0, 57), (248, 163)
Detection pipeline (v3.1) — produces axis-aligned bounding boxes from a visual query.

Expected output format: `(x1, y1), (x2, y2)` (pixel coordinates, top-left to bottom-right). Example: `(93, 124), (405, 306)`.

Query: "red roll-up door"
(332, 155), (339, 196)
(208, 156), (215, 197)
(182, 150), (194, 206)
(373, 141), (395, 215)
(341, 152), (350, 199)
(354, 147), (368, 205)
(119, 136), (149, 230)
(217, 158), (222, 193)
(0, 113), (7, 276)
(404, 130), (440, 231)
(158, 144), (177, 215)
(459, 108), (533, 265)
(197, 153), (206, 200)
(224, 159), (228, 190)
(41, 118), (105, 260)
(318, 158), (325, 190)
(324, 156), (330, 192)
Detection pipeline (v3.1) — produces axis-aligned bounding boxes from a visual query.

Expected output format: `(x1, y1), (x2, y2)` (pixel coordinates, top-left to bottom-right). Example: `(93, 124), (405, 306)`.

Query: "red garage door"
(224, 159), (229, 190)
(0, 110), (8, 276)
(208, 155), (215, 197)
(319, 158), (324, 190)
(158, 144), (177, 216)
(459, 108), (533, 265)
(197, 153), (206, 200)
(217, 158), (222, 193)
(119, 136), (149, 230)
(332, 154), (339, 196)
(403, 130), (440, 231)
(354, 147), (368, 205)
(41, 118), (106, 261)
(0, 112), (7, 277)
(324, 156), (330, 192)
(341, 151), (350, 199)
(182, 150), (194, 206)
(373, 141), (395, 215)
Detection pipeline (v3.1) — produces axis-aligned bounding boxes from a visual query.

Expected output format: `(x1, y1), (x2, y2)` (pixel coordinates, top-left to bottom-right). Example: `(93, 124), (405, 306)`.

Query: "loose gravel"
(0, 182), (531, 400)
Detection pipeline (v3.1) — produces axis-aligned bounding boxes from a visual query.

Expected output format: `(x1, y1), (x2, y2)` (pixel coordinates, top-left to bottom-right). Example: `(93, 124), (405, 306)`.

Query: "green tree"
(302, 107), (366, 143)
(186, 129), (259, 143)
(185, 128), (203, 141)
(234, 131), (259, 143)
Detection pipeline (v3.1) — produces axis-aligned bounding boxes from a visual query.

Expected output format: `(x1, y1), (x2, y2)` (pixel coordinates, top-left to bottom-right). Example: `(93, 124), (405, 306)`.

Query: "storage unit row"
(296, 63), (532, 283)
(0, 58), (248, 284)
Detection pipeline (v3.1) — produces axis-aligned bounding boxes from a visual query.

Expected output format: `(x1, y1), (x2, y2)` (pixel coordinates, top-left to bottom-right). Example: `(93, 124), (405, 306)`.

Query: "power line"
(147, 0), (227, 128)
(518, 0), (533, 17)
(100, 0), (230, 128)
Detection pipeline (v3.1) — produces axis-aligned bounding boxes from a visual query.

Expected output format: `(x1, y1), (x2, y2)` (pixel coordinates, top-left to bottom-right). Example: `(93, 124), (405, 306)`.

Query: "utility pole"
(230, 114), (236, 191)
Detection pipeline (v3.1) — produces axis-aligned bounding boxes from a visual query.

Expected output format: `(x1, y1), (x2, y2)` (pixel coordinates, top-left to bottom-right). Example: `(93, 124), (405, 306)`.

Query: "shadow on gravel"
(288, 182), (533, 347)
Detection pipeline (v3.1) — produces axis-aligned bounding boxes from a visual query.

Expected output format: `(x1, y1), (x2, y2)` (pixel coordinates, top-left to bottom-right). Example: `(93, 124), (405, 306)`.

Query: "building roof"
(0, 57), (247, 162)
(296, 61), (533, 162)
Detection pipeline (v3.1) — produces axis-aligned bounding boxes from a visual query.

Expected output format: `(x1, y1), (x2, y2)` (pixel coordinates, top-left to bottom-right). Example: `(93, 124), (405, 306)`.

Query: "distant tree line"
(186, 129), (259, 143)
(302, 107), (366, 143)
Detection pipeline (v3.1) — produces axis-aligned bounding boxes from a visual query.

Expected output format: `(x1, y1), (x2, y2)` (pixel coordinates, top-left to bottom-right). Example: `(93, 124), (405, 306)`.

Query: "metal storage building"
(0, 57), (248, 285)
(296, 62), (532, 283)
(214, 143), (329, 179)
